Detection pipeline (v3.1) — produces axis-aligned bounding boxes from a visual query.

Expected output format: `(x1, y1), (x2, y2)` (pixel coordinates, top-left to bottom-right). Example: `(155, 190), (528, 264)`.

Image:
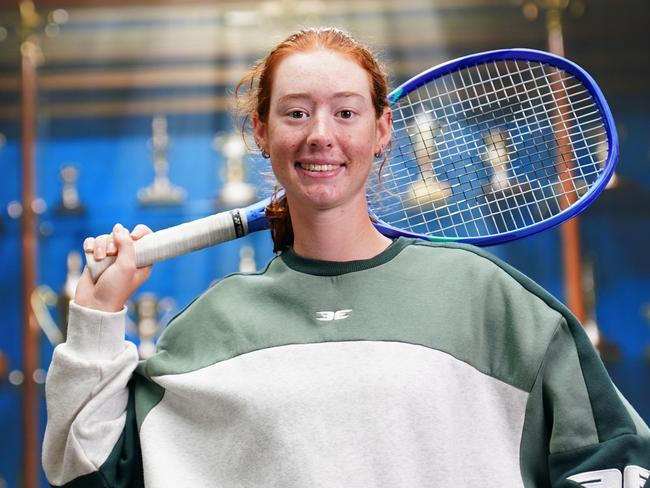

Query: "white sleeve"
(42, 300), (139, 486)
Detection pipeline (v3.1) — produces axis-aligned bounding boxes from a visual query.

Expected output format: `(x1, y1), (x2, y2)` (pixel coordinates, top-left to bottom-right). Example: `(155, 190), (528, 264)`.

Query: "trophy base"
(405, 178), (452, 210)
(138, 180), (186, 206)
(55, 204), (87, 216)
(218, 182), (257, 209)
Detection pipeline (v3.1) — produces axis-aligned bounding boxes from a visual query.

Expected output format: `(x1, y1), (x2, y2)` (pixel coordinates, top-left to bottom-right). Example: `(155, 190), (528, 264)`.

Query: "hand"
(74, 223), (153, 312)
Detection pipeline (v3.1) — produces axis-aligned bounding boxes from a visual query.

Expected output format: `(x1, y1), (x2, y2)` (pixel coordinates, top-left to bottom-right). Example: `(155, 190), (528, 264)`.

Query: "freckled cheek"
(270, 134), (300, 159)
(348, 139), (374, 164)
(346, 127), (375, 154)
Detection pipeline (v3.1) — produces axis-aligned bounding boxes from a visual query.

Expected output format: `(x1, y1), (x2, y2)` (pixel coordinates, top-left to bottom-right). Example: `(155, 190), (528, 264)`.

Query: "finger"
(106, 236), (117, 256)
(108, 222), (126, 256)
(83, 237), (95, 253)
(93, 234), (109, 260)
(130, 224), (152, 240)
(112, 223), (135, 263)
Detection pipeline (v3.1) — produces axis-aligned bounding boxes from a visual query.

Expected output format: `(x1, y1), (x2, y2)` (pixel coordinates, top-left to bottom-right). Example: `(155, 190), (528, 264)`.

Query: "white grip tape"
(86, 210), (247, 283)
(135, 211), (244, 266)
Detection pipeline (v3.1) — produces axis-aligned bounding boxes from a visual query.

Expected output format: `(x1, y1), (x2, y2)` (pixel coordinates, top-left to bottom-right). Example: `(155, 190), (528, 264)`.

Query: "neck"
(288, 195), (392, 262)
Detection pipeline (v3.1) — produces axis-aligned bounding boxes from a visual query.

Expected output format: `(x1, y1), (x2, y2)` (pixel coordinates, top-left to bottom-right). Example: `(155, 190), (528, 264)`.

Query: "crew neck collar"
(280, 237), (411, 276)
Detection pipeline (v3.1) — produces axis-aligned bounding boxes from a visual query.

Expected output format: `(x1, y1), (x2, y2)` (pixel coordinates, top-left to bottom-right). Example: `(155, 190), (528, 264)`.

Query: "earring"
(374, 146), (383, 158)
(256, 140), (270, 159)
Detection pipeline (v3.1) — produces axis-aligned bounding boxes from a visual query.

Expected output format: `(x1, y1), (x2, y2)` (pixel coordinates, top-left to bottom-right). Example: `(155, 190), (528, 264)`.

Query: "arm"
(542, 317), (650, 487)
(42, 302), (141, 487)
(42, 224), (152, 487)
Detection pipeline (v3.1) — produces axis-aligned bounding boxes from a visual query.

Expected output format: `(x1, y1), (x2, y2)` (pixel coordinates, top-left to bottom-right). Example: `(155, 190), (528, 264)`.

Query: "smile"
(297, 163), (342, 172)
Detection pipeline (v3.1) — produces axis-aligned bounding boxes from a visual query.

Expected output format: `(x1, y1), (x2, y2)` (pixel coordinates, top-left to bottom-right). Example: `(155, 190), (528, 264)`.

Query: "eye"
(289, 110), (307, 119)
(338, 110), (354, 119)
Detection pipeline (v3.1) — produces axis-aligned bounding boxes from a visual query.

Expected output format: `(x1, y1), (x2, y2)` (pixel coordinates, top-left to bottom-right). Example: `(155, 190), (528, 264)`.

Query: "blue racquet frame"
(370, 48), (618, 245)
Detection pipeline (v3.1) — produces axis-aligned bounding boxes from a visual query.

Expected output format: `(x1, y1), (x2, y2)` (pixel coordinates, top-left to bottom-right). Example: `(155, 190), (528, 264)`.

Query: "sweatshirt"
(43, 238), (650, 487)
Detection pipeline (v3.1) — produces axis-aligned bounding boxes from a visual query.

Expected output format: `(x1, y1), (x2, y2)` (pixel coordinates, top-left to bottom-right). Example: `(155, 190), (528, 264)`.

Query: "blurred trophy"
(30, 250), (83, 345)
(214, 132), (257, 208)
(138, 115), (186, 205)
(133, 293), (175, 359)
(31, 286), (64, 346)
(405, 111), (451, 209)
(56, 164), (85, 214)
(483, 129), (512, 192)
(238, 244), (257, 273)
(481, 128), (534, 212)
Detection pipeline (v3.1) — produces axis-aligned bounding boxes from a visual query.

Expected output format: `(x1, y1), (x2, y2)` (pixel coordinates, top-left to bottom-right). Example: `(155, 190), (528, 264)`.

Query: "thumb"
(77, 264), (95, 289)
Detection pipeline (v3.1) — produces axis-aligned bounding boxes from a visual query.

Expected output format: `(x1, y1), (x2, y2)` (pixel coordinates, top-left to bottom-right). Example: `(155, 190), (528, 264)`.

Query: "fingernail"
(96, 247), (106, 259)
(114, 223), (124, 233)
(107, 241), (117, 254)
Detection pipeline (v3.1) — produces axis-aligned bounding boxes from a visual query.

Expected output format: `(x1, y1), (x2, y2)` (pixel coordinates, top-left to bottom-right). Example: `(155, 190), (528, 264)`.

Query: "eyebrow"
(276, 91), (367, 104)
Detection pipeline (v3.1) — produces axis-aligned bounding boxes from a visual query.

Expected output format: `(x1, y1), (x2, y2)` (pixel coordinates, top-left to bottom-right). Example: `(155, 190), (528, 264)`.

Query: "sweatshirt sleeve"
(542, 316), (650, 487)
(42, 301), (143, 487)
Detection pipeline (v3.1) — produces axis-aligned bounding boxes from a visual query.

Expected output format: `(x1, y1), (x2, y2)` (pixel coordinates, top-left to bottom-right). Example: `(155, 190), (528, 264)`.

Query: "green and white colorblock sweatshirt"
(43, 238), (650, 487)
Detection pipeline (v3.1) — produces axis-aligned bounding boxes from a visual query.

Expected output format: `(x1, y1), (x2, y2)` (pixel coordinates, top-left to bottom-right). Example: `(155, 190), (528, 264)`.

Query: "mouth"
(297, 162), (340, 172)
(295, 161), (346, 177)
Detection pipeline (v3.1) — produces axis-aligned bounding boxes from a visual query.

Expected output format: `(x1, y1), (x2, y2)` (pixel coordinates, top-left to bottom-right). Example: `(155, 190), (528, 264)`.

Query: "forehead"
(271, 49), (372, 100)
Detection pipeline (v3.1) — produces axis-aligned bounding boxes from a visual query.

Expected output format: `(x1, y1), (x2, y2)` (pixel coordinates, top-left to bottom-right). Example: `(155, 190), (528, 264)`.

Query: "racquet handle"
(85, 210), (249, 283)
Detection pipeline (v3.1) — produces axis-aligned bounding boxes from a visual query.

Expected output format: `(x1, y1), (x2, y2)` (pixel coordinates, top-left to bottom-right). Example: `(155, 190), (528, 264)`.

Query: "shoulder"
(140, 254), (286, 377)
(399, 239), (573, 391)
(405, 238), (525, 276)
(179, 253), (285, 318)
(404, 239), (570, 319)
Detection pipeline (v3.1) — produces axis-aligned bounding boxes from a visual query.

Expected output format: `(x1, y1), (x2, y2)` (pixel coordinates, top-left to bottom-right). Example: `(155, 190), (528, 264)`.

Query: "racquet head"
(367, 48), (618, 245)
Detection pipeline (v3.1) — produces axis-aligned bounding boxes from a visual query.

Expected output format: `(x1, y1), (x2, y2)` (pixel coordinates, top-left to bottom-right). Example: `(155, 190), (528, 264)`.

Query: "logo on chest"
(315, 309), (353, 322)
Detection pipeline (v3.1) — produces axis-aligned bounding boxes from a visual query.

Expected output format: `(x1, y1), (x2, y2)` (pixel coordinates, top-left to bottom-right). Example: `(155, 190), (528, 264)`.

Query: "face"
(254, 49), (391, 213)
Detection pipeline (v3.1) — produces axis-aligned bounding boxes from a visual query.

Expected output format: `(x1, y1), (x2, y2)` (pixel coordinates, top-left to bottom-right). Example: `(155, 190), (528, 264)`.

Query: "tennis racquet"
(86, 48), (617, 282)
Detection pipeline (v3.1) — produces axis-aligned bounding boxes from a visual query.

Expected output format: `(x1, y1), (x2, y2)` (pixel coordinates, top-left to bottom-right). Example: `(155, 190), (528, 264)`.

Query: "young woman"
(43, 28), (649, 487)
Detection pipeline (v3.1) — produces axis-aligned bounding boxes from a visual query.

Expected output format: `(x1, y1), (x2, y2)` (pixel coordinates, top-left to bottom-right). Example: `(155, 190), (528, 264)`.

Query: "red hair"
(235, 27), (390, 252)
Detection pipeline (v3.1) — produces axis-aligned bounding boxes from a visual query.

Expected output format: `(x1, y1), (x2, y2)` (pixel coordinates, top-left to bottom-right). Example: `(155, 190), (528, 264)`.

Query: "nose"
(307, 111), (334, 149)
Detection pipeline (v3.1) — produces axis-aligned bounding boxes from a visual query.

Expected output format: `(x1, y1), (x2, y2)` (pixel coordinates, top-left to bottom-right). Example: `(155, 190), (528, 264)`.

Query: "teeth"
(301, 163), (337, 172)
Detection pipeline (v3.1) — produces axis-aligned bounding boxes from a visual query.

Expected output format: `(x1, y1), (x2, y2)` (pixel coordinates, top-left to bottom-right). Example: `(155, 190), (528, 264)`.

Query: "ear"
(375, 106), (392, 154)
(252, 113), (268, 152)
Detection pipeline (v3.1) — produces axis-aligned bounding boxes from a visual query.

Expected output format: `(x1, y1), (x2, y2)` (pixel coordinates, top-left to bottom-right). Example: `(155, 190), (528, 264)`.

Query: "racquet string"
(369, 58), (609, 239)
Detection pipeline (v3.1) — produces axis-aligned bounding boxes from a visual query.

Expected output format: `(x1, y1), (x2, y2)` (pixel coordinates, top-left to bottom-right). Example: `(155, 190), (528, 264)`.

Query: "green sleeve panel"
(545, 313), (650, 486)
(520, 313), (650, 486)
(134, 365), (166, 431)
(519, 318), (601, 485)
(51, 377), (144, 488)
(565, 310), (640, 442)
(544, 319), (600, 453)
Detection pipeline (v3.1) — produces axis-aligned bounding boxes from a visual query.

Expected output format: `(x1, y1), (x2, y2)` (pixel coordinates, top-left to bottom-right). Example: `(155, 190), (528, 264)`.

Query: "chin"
(296, 188), (344, 210)
(306, 195), (342, 210)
